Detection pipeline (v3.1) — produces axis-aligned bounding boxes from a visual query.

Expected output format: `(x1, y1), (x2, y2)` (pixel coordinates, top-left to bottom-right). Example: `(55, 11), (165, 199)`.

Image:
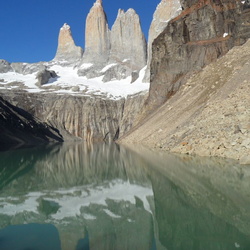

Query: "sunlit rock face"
(82, 0), (110, 64)
(146, 0), (250, 110)
(143, 0), (182, 82)
(110, 8), (147, 70)
(0, 91), (147, 143)
(54, 23), (83, 64)
(78, 1), (147, 82)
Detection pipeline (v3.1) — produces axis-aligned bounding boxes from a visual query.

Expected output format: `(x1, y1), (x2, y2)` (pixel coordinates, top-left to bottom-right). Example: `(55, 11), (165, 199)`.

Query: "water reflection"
(0, 143), (250, 249)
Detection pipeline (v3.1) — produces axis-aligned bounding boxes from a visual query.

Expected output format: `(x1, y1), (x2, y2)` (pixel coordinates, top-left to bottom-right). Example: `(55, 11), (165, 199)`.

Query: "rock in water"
(82, 0), (110, 64)
(110, 8), (147, 70)
(54, 23), (83, 64)
(143, 0), (182, 82)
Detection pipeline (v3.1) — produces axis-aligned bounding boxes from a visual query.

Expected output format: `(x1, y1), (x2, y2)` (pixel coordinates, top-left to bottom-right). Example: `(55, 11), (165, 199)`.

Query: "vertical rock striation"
(78, 1), (147, 81)
(110, 8), (147, 70)
(143, 0), (182, 82)
(54, 23), (83, 64)
(82, 0), (110, 64)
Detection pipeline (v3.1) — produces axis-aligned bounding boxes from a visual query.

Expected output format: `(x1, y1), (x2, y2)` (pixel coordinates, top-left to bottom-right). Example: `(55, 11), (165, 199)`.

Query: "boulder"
(36, 69), (57, 86)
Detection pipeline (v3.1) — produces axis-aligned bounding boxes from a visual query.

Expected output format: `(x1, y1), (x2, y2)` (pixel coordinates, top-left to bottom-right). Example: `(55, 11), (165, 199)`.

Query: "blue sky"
(0, 0), (159, 63)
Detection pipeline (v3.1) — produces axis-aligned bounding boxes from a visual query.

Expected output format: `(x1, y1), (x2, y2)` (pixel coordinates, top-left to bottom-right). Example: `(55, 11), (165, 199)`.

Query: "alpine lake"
(0, 142), (250, 250)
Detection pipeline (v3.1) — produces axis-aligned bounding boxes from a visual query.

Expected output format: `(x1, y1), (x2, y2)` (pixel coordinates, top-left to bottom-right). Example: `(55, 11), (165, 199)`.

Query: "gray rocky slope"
(120, 39), (250, 164)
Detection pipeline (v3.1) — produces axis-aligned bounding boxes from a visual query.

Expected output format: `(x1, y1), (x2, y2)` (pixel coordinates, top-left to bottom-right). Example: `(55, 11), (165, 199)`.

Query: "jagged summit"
(54, 23), (83, 64)
(60, 23), (70, 30)
(94, 0), (102, 6)
(78, 3), (147, 82)
(110, 8), (147, 69)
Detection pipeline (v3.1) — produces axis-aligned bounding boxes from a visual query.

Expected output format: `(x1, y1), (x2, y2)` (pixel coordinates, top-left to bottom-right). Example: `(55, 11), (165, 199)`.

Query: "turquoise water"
(0, 143), (250, 250)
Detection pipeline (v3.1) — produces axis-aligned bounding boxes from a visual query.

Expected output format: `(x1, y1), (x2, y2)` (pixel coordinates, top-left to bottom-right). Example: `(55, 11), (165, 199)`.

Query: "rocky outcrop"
(143, 0), (182, 82)
(36, 68), (57, 86)
(54, 23), (83, 64)
(0, 96), (63, 151)
(11, 62), (47, 75)
(146, 0), (250, 110)
(120, 39), (250, 163)
(0, 60), (12, 73)
(82, 0), (110, 64)
(110, 9), (147, 70)
(0, 90), (147, 143)
(78, 1), (147, 82)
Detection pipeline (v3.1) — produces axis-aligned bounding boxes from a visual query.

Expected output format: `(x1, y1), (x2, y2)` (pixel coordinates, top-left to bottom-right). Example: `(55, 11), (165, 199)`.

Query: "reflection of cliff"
(34, 142), (150, 188)
(127, 146), (250, 247)
(150, 170), (250, 250)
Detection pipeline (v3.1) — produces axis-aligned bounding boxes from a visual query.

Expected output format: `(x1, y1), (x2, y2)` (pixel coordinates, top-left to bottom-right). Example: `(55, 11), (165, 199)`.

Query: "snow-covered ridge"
(0, 64), (149, 100)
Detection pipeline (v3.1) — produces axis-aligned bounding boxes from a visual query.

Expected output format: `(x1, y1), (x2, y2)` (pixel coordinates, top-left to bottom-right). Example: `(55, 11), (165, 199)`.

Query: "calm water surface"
(0, 142), (250, 250)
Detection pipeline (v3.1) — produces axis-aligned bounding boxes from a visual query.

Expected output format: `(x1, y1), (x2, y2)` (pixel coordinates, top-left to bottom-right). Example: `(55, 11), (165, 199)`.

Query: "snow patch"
(100, 63), (117, 73)
(0, 64), (149, 99)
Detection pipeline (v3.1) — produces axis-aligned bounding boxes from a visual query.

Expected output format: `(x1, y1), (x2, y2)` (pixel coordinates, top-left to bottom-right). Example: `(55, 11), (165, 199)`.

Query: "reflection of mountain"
(1, 144), (250, 250)
(0, 143), (155, 250)
(34, 142), (151, 188)
(129, 146), (250, 249)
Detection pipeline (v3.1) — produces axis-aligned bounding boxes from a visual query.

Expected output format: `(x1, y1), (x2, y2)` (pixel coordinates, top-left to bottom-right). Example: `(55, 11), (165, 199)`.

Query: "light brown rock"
(83, 0), (110, 63)
(54, 23), (83, 63)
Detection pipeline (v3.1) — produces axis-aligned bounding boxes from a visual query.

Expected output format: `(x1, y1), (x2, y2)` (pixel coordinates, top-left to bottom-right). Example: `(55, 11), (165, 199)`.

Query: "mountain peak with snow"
(54, 23), (83, 64)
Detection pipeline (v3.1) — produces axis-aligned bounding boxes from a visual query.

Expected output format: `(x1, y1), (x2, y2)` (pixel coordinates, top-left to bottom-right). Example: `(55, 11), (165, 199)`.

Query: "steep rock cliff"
(147, 0), (250, 110)
(78, 1), (147, 82)
(1, 90), (146, 143)
(54, 23), (83, 64)
(0, 96), (63, 151)
(110, 9), (147, 70)
(82, 0), (110, 64)
(143, 0), (182, 82)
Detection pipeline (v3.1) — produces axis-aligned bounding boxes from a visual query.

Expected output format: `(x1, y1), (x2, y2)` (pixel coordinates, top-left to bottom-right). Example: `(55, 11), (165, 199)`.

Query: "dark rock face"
(36, 69), (57, 86)
(147, 0), (250, 110)
(0, 96), (63, 151)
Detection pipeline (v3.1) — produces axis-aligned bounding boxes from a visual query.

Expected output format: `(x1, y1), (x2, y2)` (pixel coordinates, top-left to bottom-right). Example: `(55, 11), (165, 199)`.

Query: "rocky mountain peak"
(82, 0), (110, 63)
(54, 23), (83, 64)
(94, 0), (102, 6)
(110, 8), (147, 70)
